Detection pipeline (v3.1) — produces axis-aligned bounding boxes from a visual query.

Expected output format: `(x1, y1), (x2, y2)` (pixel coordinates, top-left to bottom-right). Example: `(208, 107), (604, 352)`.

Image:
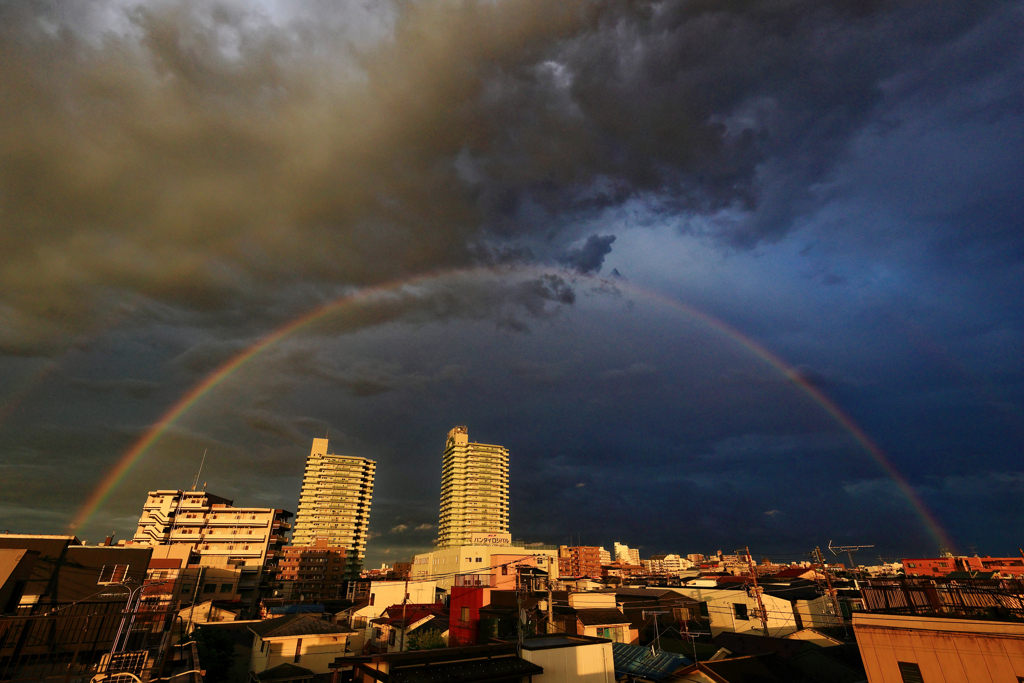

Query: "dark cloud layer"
(2, 0), (1018, 354)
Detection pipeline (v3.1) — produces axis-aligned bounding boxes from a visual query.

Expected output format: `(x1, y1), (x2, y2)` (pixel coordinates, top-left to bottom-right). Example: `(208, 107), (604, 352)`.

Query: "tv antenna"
(191, 449), (208, 492)
(828, 540), (874, 570)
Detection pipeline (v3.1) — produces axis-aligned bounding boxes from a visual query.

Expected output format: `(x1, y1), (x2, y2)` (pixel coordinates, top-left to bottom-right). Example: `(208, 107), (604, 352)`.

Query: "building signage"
(470, 533), (512, 547)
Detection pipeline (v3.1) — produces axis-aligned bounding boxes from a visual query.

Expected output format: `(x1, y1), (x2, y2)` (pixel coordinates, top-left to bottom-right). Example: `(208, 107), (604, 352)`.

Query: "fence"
(860, 579), (1024, 621)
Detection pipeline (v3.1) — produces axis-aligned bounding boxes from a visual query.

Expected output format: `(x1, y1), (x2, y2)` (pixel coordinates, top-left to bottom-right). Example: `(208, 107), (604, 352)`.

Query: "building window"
(203, 584), (217, 594)
(220, 584), (233, 593)
(897, 662), (923, 683)
(461, 607), (470, 622)
(389, 630), (396, 645)
(733, 604), (749, 621)
(370, 593), (375, 606)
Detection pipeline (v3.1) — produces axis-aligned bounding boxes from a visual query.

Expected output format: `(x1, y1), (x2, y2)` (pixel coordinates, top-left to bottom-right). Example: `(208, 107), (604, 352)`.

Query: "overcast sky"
(1, 0), (1022, 567)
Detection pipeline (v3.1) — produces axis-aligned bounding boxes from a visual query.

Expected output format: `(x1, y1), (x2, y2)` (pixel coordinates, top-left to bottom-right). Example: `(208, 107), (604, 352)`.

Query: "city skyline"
(1, 1), (1022, 569)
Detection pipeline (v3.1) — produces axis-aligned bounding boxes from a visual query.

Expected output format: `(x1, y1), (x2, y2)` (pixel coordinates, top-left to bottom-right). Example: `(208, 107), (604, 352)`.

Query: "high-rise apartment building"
(437, 426), (509, 548)
(292, 438), (375, 578)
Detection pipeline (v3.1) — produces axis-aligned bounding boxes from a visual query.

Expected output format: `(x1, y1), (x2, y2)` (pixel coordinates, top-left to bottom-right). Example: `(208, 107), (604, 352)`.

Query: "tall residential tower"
(438, 426), (509, 548)
(292, 438), (375, 577)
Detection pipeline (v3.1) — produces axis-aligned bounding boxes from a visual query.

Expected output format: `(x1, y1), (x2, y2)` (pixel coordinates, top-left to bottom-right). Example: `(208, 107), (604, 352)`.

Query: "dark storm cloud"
(559, 234), (616, 274)
(1, 0), (1015, 354)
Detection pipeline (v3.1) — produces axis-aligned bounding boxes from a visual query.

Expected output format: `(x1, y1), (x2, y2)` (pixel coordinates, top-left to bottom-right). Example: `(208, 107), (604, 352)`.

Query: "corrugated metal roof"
(611, 643), (692, 680)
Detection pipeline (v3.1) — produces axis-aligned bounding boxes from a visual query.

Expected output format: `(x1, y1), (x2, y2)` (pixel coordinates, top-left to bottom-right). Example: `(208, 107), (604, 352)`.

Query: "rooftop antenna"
(191, 449), (208, 492)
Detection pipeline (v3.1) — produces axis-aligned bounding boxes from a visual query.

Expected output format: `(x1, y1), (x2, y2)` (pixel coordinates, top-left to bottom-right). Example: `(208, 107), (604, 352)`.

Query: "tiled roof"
(255, 663), (314, 682)
(611, 643), (691, 680)
(389, 655), (543, 683)
(249, 613), (353, 638)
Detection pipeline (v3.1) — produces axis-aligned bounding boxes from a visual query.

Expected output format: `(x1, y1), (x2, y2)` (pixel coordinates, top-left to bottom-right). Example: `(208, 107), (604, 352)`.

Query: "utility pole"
(398, 574), (409, 652)
(547, 578), (554, 634)
(815, 547), (847, 639)
(744, 547), (769, 637)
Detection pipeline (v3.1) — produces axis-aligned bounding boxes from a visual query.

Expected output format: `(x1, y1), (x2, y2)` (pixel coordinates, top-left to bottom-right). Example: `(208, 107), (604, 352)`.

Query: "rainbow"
(68, 267), (954, 551)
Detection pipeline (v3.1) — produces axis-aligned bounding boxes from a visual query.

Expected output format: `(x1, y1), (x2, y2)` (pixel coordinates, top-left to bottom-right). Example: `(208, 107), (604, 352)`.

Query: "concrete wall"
(854, 613), (1024, 683)
(522, 641), (615, 683)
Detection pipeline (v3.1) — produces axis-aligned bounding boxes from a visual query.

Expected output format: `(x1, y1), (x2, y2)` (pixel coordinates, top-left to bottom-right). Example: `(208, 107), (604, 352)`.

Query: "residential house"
(248, 613), (356, 681)
(666, 584), (800, 638)
(344, 579), (436, 649)
(555, 593), (636, 644)
(366, 603), (448, 653)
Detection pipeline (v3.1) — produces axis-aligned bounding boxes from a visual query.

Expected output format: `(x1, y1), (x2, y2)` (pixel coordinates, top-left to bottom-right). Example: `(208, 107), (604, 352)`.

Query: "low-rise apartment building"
(129, 489), (291, 615)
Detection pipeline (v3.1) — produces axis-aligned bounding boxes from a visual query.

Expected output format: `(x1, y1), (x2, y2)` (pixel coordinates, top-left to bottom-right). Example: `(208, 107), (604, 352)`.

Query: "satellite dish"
(520, 608), (528, 625)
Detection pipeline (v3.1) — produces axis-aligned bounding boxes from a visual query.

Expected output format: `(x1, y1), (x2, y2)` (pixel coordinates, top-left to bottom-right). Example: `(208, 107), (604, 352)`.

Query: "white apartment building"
(644, 554), (693, 576)
(292, 438), (376, 578)
(410, 544), (559, 592)
(437, 427), (509, 548)
(130, 489), (291, 613)
(613, 542), (640, 566)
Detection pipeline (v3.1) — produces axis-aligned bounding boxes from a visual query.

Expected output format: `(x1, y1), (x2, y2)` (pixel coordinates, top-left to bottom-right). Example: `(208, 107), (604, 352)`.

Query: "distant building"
(559, 546), (603, 578)
(129, 489), (291, 614)
(902, 555), (1024, 578)
(292, 438), (376, 578)
(599, 548), (611, 564)
(644, 554), (691, 576)
(601, 561), (643, 580)
(274, 538), (348, 601)
(613, 543), (640, 566)
(437, 426), (509, 548)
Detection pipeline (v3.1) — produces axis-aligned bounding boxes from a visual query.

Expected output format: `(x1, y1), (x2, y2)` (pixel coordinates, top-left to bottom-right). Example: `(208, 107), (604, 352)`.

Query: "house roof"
(269, 604), (325, 615)
(249, 613), (353, 638)
(575, 608), (632, 626)
(771, 568), (817, 579)
(712, 632), (814, 658)
(255, 663), (315, 682)
(612, 587), (685, 600)
(611, 643), (691, 680)
(387, 655), (543, 683)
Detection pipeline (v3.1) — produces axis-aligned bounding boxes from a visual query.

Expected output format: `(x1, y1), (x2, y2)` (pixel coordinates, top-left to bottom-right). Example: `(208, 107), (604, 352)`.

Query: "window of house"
(461, 607), (470, 622)
(203, 584), (217, 594)
(370, 593), (375, 606)
(181, 584), (192, 594)
(733, 604), (749, 621)
(374, 628), (382, 639)
(389, 630), (396, 645)
(220, 584), (233, 593)
(897, 662), (923, 683)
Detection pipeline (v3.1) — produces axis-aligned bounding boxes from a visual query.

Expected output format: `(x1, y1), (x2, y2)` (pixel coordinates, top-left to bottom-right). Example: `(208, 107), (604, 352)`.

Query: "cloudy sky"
(1, 0), (1022, 567)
